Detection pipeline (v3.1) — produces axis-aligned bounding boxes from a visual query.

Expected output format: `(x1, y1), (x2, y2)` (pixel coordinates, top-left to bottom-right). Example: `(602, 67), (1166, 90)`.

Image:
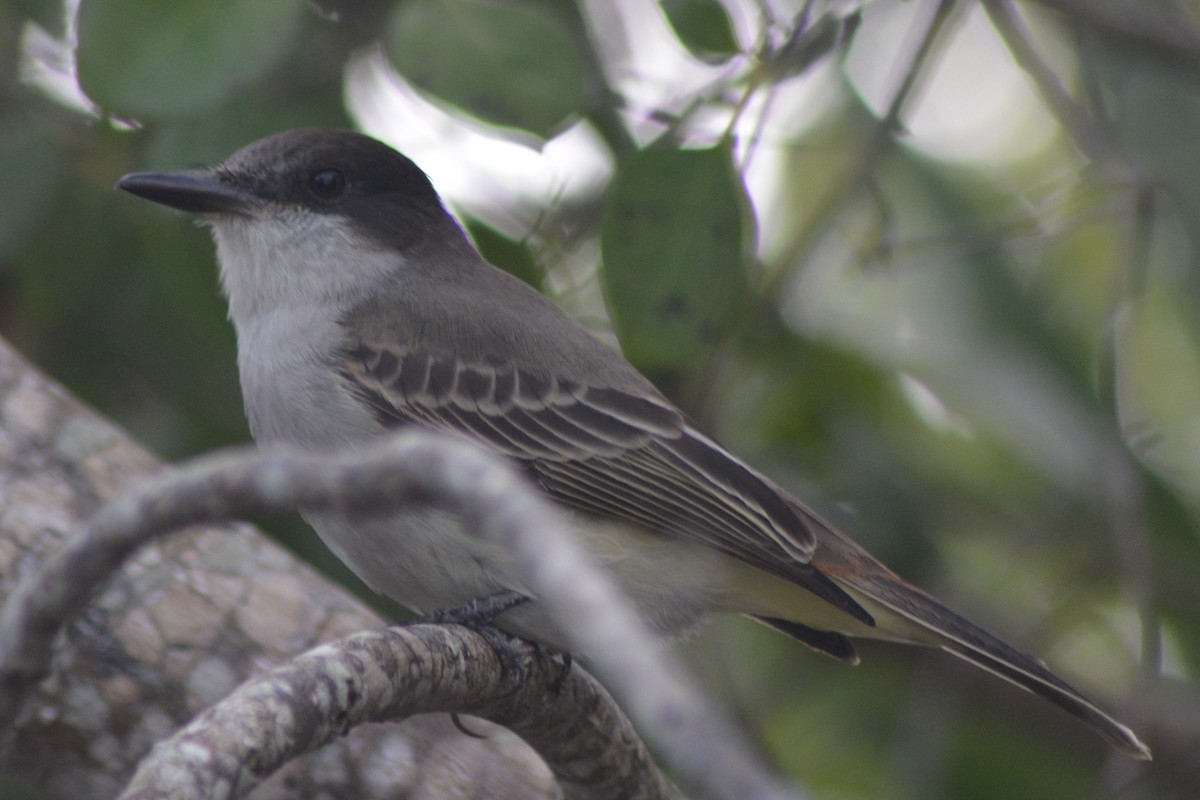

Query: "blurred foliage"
(1, 0), (1199, 797)
(661, 0), (740, 59)
(386, 0), (588, 138)
(76, 0), (308, 117)
(601, 144), (752, 368)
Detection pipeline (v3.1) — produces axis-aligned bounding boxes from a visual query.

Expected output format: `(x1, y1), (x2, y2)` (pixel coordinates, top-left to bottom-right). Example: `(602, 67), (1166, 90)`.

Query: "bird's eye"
(308, 168), (346, 199)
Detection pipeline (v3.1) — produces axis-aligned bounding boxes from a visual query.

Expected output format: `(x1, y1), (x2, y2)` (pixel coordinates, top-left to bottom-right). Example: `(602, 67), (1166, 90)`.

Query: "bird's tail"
(765, 496), (1152, 759)
(830, 557), (1152, 760)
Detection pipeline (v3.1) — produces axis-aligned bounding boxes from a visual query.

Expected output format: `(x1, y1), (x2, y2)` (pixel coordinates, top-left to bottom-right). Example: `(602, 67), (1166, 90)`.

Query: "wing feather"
(342, 342), (872, 624)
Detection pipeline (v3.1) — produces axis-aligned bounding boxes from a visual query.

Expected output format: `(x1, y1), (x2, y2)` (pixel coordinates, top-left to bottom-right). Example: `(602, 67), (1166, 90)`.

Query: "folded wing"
(341, 341), (872, 625)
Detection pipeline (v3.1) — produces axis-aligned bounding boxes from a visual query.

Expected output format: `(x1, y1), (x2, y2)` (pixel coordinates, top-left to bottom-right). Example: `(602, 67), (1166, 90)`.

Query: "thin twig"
(981, 0), (1131, 173)
(767, 0), (960, 294)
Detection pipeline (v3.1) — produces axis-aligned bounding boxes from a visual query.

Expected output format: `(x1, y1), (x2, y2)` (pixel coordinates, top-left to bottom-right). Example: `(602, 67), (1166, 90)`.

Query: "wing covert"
(340, 342), (875, 625)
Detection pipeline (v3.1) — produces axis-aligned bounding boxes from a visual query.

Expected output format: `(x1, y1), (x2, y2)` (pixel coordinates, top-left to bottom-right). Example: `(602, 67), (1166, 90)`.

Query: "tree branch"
(0, 339), (567, 798)
(120, 624), (669, 800)
(0, 341), (557, 798)
(0, 340), (805, 800)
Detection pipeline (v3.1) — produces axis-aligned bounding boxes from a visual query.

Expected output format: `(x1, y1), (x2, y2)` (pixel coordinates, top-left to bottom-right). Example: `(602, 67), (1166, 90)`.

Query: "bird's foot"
(406, 591), (574, 699)
(450, 713), (487, 739)
(424, 590), (531, 627)
(547, 649), (573, 693)
(407, 591), (536, 690)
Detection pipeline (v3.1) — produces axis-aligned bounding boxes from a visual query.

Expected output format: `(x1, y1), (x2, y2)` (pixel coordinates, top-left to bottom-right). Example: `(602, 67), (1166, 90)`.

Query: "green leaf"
(138, 90), (349, 170)
(466, 220), (543, 291)
(772, 11), (854, 79)
(76, 0), (306, 119)
(660, 0), (739, 60)
(387, 0), (588, 138)
(600, 146), (751, 369)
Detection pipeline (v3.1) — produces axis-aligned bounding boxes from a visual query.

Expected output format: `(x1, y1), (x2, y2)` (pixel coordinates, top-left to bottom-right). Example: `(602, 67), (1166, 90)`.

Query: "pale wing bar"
(345, 343), (808, 544)
(343, 342), (872, 625)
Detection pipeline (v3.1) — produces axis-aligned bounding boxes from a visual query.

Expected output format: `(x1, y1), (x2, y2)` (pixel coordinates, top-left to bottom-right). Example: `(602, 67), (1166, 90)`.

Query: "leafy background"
(2, 0), (1199, 797)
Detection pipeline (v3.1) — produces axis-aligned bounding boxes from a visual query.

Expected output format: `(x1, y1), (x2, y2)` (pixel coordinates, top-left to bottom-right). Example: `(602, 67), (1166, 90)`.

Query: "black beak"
(116, 170), (257, 216)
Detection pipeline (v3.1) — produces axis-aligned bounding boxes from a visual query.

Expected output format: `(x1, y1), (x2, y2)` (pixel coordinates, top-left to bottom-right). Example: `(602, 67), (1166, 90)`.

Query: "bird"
(116, 127), (1150, 760)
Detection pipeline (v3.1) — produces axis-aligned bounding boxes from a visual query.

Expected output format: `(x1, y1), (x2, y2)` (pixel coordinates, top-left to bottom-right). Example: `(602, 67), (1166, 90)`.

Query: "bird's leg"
(548, 650), (573, 693)
(423, 589), (531, 627)
(403, 590), (538, 692)
(405, 591), (574, 705)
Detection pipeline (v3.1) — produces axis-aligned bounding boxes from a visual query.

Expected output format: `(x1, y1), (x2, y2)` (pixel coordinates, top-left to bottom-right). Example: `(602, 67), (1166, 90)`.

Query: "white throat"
(210, 207), (400, 327)
(207, 208), (397, 448)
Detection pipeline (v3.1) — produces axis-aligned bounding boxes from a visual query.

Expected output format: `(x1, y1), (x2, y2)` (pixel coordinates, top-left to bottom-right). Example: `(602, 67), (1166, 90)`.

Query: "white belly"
(305, 502), (734, 651)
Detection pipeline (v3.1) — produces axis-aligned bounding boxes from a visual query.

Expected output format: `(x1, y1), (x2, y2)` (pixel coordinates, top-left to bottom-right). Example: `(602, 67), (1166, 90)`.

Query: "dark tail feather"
(939, 633), (1150, 759)
(853, 575), (1152, 760)
(752, 616), (860, 664)
(790, 563), (875, 627)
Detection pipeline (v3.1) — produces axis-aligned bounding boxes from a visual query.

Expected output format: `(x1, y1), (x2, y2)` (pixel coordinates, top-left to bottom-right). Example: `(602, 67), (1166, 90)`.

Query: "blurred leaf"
(944, 721), (1091, 800)
(880, 150), (1111, 489)
(76, 0), (306, 118)
(466, 219), (542, 291)
(764, 653), (899, 797)
(660, 0), (739, 60)
(8, 0), (66, 36)
(1081, 19), (1200, 304)
(386, 0), (587, 138)
(139, 90), (349, 170)
(12, 177), (246, 455)
(1115, 287), (1200, 504)
(772, 10), (857, 79)
(0, 121), (61, 261)
(601, 146), (751, 369)
(10, 184), (114, 328)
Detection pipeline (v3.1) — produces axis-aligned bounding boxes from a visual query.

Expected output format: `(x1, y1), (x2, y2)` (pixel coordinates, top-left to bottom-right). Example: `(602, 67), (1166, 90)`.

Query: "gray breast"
(234, 306), (381, 449)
